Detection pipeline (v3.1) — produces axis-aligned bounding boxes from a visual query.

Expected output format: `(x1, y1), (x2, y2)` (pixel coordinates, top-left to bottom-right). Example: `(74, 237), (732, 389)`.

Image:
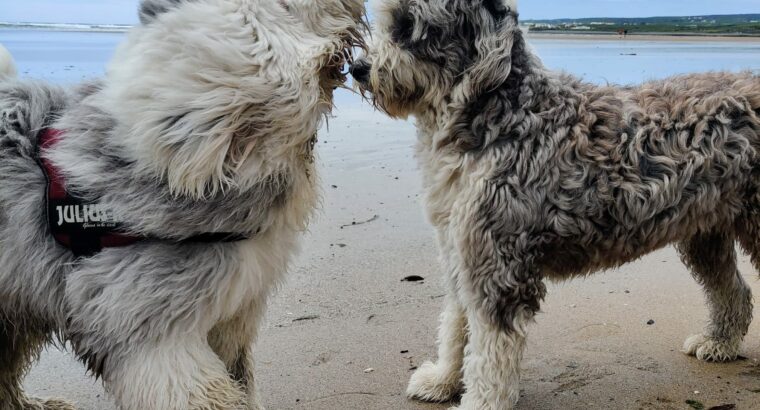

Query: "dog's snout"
(350, 60), (371, 84)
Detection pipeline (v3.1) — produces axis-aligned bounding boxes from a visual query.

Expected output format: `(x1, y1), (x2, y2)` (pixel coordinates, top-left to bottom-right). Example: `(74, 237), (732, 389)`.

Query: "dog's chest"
(415, 135), (476, 230)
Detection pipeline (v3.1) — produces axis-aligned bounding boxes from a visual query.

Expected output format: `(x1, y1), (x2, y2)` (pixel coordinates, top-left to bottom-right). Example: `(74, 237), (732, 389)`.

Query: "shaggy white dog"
(0, 0), (364, 409)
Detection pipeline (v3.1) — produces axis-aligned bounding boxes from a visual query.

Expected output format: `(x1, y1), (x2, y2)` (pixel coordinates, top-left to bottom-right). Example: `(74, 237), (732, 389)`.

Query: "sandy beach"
(22, 106), (760, 410)
(4, 29), (758, 410)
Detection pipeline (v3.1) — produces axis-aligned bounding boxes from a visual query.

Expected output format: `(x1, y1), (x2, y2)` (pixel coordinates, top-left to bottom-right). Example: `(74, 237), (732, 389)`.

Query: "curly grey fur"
(356, 0), (760, 407)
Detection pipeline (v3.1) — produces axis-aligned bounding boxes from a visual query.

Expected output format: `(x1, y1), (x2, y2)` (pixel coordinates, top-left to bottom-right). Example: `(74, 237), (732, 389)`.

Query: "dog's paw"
(683, 334), (740, 362)
(448, 400), (517, 410)
(407, 361), (462, 403)
(25, 398), (77, 410)
(43, 398), (77, 410)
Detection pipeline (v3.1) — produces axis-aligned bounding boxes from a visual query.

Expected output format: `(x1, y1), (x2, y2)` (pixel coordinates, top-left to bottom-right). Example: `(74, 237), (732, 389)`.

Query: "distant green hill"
(523, 14), (760, 35)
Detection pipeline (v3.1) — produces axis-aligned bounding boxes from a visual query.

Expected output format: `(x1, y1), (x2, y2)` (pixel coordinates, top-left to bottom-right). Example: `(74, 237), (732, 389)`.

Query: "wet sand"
(528, 32), (760, 43)
(24, 107), (760, 410)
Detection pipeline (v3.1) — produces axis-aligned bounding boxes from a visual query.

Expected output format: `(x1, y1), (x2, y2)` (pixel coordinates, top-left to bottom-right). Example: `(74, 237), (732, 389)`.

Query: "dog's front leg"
(407, 292), (467, 402)
(105, 334), (247, 410)
(208, 301), (266, 410)
(455, 306), (530, 410)
(454, 229), (545, 410)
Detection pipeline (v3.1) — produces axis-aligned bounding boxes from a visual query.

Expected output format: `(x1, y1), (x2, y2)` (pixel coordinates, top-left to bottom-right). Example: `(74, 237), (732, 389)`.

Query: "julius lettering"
(55, 204), (122, 227)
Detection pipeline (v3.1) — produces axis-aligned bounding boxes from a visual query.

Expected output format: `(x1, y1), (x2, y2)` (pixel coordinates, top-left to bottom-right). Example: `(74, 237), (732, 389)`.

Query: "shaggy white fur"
(0, 1), (365, 409)
(101, 0), (348, 199)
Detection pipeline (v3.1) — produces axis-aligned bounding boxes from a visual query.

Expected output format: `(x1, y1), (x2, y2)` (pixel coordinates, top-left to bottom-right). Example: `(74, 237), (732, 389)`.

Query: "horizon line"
(2, 11), (759, 27)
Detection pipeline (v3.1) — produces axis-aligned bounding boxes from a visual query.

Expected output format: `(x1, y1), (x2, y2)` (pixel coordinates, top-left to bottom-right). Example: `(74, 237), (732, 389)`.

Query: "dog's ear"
(448, 13), (527, 150)
(467, 12), (519, 97)
(139, 0), (188, 24)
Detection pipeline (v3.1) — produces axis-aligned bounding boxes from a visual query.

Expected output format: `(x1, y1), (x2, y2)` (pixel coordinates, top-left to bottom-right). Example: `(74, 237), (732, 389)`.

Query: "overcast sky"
(2, 0), (759, 24)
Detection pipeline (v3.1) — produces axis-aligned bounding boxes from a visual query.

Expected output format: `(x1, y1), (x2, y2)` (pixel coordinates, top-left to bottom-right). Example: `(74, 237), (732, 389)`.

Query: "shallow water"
(1, 30), (124, 82)
(533, 39), (760, 85)
(2, 29), (758, 110)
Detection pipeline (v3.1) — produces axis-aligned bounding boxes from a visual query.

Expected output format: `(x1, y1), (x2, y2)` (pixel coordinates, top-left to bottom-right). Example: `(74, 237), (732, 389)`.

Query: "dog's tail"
(0, 44), (18, 80)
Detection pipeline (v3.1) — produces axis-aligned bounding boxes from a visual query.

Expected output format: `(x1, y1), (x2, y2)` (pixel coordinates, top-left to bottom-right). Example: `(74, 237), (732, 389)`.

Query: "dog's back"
(0, 81), (71, 317)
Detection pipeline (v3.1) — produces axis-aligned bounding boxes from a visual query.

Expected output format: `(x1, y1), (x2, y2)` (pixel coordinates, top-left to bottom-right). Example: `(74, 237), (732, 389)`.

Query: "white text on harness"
(55, 204), (123, 228)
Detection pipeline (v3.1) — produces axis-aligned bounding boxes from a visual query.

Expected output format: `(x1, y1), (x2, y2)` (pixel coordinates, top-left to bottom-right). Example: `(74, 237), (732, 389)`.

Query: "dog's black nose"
(350, 60), (371, 84)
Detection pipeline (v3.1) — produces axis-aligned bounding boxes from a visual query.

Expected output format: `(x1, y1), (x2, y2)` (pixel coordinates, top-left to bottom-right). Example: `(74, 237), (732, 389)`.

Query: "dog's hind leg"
(107, 334), (247, 410)
(678, 230), (753, 362)
(0, 320), (75, 410)
(208, 303), (264, 410)
(407, 292), (467, 402)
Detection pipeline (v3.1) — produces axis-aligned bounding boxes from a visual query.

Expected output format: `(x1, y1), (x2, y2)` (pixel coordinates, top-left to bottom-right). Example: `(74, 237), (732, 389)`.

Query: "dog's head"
(139, 0), (367, 81)
(284, 0), (369, 95)
(96, 0), (365, 199)
(353, 0), (522, 119)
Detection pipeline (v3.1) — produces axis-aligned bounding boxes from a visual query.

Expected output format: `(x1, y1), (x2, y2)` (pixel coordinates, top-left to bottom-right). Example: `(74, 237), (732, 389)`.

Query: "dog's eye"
(391, 9), (415, 43)
(482, 0), (508, 21)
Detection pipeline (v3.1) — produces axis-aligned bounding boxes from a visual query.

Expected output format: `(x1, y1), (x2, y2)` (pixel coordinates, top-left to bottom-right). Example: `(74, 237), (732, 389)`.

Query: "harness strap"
(38, 129), (249, 258)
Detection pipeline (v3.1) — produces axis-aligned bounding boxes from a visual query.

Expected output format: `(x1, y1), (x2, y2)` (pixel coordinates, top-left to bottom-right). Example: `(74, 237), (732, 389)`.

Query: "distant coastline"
(0, 22), (132, 33)
(526, 31), (760, 41)
(523, 13), (760, 37)
(3, 14), (760, 38)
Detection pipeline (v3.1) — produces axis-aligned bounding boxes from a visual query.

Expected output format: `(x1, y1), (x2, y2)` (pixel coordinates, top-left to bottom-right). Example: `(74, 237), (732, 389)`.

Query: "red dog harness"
(38, 129), (248, 257)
